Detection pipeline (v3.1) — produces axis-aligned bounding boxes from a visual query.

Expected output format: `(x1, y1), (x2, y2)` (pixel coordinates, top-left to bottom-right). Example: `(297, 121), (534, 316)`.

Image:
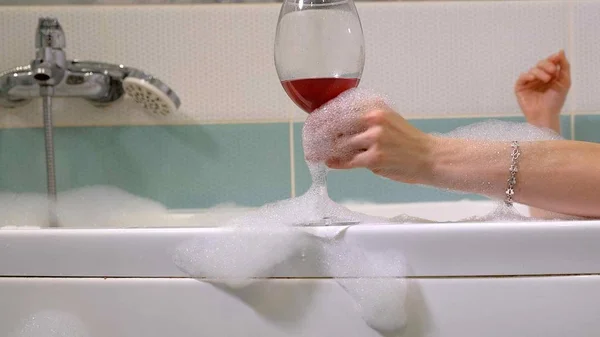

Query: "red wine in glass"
(281, 77), (360, 113)
(274, 0), (365, 114)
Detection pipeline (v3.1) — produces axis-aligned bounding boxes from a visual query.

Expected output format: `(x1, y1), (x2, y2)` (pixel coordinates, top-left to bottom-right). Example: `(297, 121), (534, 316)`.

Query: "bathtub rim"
(1, 218), (599, 278)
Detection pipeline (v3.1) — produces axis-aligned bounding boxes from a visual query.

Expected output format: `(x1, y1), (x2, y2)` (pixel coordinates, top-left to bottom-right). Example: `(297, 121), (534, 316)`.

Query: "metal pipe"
(41, 87), (58, 227)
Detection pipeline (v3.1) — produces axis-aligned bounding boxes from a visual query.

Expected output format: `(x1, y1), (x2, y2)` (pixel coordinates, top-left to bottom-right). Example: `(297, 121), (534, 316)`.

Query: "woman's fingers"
(515, 72), (536, 88)
(547, 50), (571, 84)
(555, 50), (571, 85)
(517, 50), (570, 91)
(328, 130), (381, 169)
(329, 130), (374, 167)
(348, 127), (382, 148)
(555, 50), (570, 73)
(530, 67), (552, 83)
(329, 148), (376, 169)
(537, 59), (557, 74)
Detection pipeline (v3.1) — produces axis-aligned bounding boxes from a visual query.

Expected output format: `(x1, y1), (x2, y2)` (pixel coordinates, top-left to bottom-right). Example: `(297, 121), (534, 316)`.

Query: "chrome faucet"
(0, 17), (181, 227)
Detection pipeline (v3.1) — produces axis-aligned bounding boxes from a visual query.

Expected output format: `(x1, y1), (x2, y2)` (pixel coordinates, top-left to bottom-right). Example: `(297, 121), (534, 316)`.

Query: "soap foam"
(11, 310), (90, 337)
(322, 241), (407, 332)
(438, 119), (564, 141)
(0, 192), (48, 228)
(175, 88), (575, 333)
(175, 90), (411, 334)
(0, 185), (174, 229)
(57, 185), (169, 228)
(461, 202), (531, 222)
(338, 278), (407, 332)
(173, 158), (409, 334)
(303, 88), (391, 164)
(173, 162), (393, 287)
(174, 226), (309, 288)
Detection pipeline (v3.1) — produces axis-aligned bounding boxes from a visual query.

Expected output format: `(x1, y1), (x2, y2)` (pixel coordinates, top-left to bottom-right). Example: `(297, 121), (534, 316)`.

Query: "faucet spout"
(33, 17), (67, 87)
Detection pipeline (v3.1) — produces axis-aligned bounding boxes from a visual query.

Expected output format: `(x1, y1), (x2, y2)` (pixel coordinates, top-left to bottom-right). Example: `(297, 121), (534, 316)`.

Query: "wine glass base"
(294, 216), (361, 227)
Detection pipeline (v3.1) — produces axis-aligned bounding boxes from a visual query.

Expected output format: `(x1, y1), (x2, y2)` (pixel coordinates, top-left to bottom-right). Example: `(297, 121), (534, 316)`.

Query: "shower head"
(64, 62), (181, 114)
(122, 69), (181, 116)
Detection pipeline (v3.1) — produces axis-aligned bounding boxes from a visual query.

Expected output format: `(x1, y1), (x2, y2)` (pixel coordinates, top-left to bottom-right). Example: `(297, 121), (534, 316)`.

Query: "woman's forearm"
(525, 116), (565, 218)
(427, 138), (600, 218)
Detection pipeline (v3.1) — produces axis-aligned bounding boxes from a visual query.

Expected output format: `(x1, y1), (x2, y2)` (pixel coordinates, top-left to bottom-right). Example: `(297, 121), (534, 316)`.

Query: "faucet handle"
(36, 17), (65, 49)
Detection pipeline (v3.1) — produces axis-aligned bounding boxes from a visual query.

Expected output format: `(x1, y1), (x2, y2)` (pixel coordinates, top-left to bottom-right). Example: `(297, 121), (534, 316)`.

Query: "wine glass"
(275, 0), (365, 226)
(274, 0), (365, 113)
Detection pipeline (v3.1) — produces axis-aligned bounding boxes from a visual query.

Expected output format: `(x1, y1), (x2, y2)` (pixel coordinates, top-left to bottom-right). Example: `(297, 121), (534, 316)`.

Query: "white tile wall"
(573, 0), (600, 115)
(0, 1), (595, 128)
(351, 1), (571, 120)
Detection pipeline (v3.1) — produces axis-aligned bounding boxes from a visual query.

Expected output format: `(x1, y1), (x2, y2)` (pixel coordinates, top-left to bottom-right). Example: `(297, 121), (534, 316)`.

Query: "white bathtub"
(1, 200), (599, 337)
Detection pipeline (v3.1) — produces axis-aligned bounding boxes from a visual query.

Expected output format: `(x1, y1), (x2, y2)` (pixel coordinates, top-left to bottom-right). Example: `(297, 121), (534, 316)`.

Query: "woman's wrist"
(425, 137), (507, 198)
(421, 136), (464, 188)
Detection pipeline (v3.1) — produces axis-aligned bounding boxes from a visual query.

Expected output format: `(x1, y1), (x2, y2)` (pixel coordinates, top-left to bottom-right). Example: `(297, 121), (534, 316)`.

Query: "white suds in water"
(0, 185), (173, 229)
(174, 89), (409, 333)
(57, 185), (169, 228)
(439, 119), (563, 141)
(174, 87), (576, 333)
(321, 241), (407, 332)
(10, 311), (90, 337)
(173, 141), (410, 330)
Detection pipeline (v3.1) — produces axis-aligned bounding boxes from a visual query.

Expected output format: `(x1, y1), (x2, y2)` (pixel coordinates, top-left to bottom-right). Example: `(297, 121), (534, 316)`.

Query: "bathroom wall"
(0, 1), (597, 209)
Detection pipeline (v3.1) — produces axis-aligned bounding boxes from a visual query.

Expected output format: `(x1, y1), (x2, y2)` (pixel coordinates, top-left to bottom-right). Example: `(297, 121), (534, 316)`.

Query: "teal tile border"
(0, 116), (576, 210)
(574, 115), (600, 143)
(0, 123), (291, 209)
(293, 116), (572, 204)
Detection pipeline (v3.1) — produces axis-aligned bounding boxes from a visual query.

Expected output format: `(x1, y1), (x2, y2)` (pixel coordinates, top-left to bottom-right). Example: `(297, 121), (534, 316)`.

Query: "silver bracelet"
(505, 141), (521, 206)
